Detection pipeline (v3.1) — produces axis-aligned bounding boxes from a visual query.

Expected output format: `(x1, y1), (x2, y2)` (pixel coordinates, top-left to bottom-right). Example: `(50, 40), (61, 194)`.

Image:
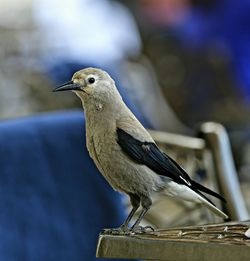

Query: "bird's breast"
(85, 112), (118, 168)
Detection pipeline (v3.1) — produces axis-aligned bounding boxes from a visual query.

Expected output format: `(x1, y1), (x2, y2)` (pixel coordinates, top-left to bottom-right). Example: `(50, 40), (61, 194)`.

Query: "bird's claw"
(101, 225), (155, 235)
(101, 226), (131, 235)
(130, 225), (155, 234)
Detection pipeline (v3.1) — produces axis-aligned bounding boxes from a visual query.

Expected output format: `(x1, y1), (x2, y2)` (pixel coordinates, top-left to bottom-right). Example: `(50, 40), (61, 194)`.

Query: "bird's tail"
(196, 191), (229, 219)
(164, 181), (229, 219)
(191, 180), (226, 202)
(190, 180), (229, 219)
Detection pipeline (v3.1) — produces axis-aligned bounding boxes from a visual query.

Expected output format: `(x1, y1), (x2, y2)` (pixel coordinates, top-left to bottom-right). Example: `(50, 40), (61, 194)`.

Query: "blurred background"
(2, 0), (250, 172)
(2, 0), (250, 181)
(1, 0), (250, 259)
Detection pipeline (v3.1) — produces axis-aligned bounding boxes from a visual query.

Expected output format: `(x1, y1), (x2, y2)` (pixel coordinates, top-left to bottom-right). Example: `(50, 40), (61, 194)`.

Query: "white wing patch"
(179, 175), (191, 186)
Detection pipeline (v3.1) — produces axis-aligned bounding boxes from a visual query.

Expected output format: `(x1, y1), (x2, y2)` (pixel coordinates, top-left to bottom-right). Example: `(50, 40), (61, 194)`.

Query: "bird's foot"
(101, 225), (155, 235)
(101, 225), (131, 235)
(130, 225), (155, 234)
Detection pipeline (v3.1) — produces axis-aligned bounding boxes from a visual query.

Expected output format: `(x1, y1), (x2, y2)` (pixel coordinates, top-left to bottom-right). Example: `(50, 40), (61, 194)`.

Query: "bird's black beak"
(53, 80), (82, 92)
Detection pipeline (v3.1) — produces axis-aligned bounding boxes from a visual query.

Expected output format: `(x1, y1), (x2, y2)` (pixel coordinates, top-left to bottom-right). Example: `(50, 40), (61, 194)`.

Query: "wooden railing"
(97, 221), (250, 260)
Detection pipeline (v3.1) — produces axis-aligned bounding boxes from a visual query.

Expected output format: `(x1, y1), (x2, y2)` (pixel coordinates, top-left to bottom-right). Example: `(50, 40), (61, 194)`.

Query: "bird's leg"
(119, 194), (140, 231)
(102, 194), (140, 235)
(130, 196), (154, 234)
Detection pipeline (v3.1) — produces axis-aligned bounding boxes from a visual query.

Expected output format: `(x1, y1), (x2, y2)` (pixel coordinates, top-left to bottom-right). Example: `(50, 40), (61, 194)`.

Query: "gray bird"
(53, 67), (228, 233)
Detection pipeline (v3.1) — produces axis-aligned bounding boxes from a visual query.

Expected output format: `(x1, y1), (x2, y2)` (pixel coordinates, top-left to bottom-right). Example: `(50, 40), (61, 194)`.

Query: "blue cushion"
(0, 110), (128, 261)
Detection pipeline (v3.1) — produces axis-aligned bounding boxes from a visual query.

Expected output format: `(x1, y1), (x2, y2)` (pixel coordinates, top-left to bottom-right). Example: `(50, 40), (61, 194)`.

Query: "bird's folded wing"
(116, 128), (226, 203)
(116, 127), (192, 186)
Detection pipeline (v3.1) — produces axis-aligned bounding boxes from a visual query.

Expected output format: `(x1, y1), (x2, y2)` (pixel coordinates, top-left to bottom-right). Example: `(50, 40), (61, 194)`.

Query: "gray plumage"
(54, 67), (228, 233)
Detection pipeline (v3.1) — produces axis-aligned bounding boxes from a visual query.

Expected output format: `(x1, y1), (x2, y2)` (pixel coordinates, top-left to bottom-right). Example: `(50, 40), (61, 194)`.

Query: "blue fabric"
(176, 0), (250, 101)
(0, 111), (128, 261)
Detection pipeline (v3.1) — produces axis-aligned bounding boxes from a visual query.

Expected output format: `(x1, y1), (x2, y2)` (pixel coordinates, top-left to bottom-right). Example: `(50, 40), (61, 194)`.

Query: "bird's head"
(53, 67), (117, 101)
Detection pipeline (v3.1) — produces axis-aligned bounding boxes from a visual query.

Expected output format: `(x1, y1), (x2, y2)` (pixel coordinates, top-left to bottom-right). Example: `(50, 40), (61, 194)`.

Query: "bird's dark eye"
(88, 77), (95, 84)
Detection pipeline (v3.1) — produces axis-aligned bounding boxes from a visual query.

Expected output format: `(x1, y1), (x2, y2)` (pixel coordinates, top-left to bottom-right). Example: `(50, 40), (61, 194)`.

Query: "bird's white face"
(72, 72), (101, 96)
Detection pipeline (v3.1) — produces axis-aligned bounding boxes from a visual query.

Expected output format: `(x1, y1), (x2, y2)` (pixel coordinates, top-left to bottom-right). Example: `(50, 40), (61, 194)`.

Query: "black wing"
(117, 128), (226, 203)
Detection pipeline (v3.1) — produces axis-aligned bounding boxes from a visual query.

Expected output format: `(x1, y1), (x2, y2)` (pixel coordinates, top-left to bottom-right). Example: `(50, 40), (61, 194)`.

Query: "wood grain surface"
(96, 221), (250, 260)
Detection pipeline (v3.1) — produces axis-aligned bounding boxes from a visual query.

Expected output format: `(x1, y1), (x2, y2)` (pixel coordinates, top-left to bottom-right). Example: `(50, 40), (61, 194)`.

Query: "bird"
(53, 67), (229, 234)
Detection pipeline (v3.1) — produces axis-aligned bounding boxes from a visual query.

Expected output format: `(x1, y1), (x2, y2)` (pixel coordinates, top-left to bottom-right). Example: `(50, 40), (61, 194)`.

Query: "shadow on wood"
(96, 221), (250, 261)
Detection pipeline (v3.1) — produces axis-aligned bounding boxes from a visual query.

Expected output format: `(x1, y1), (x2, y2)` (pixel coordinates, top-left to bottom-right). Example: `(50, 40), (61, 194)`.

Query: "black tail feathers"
(191, 180), (226, 203)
